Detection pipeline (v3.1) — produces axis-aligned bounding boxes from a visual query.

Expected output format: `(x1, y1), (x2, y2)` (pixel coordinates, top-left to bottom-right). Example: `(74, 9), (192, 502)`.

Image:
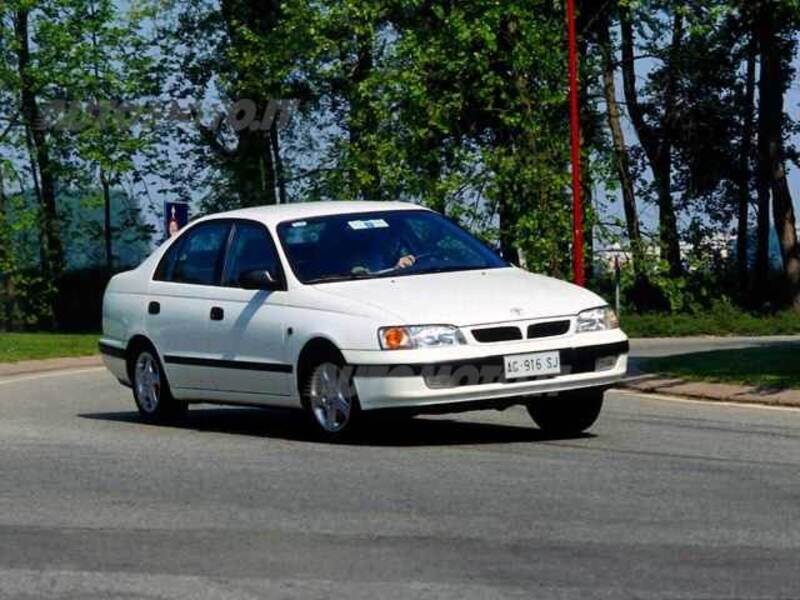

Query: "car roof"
(197, 201), (429, 228)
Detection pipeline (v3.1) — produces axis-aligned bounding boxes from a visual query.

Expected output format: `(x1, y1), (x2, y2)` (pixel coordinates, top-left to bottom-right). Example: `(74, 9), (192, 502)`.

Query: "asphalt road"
(1, 367), (799, 599)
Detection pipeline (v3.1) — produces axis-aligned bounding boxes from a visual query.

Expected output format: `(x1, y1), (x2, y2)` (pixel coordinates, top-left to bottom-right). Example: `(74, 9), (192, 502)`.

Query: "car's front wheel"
(131, 348), (186, 422)
(526, 388), (605, 436)
(304, 357), (361, 440)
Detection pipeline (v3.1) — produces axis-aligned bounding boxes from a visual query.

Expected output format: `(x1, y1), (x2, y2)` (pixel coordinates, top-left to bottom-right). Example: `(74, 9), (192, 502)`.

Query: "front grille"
(527, 320), (570, 339)
(472, 326), (523, 343)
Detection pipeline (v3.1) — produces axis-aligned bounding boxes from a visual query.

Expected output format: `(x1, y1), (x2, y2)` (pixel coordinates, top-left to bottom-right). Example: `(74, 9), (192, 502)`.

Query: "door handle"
(148, 301), (160, 315)
(210, 306), (224, 321)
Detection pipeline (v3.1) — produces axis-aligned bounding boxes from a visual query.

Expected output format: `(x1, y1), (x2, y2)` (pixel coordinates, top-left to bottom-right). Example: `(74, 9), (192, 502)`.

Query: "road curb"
(618, 373), (800, 409)
(0, 355), (103, 378)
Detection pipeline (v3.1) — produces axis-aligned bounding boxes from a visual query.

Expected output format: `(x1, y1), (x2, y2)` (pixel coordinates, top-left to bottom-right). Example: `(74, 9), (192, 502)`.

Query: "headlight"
(576, 306), (619, 333)
(378, 325), (466, 350)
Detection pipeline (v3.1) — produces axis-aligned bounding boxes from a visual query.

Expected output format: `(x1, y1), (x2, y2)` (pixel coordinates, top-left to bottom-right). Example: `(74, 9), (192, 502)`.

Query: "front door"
(205, 221), (291, 398)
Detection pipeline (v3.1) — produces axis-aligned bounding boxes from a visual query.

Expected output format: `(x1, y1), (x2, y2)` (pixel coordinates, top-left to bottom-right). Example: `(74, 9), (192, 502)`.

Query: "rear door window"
(157, 221), (231, 286)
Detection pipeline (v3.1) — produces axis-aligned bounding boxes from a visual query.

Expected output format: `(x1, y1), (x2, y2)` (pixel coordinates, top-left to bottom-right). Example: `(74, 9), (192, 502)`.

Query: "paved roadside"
(0, 355), (103, 379)
(626, 335), (800, 409)
(621, 374), (800, 408)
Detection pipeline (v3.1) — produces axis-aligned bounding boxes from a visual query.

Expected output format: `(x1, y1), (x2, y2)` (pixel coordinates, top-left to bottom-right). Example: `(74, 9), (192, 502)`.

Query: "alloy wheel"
(309, 363), (353, 433)
(134, 351), (161, 414)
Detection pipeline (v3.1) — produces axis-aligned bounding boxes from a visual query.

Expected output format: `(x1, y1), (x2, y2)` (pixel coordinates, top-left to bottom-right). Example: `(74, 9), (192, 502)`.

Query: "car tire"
(302, 353), (361, 440)
(526, 388), (604, 436)
(131, 347), (187, 423)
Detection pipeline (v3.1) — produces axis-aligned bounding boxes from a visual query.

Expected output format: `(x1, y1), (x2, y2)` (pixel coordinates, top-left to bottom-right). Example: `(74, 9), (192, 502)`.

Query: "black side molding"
(164, 355), (293, 374)
(98, 342), (126, 359)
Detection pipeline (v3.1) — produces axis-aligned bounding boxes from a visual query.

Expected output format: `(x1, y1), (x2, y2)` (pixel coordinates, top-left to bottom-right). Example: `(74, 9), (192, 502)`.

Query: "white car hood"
(314, 267), (606, 326)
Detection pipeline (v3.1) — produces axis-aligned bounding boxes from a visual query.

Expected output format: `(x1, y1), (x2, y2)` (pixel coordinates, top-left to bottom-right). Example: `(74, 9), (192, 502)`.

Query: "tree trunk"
(233, 129), (276, 207)
(653, 159), (682, 276)
(498, 194), (520, 266)
(736, 29), (757, 293)
(753, 54), (772, 302)
(22, 126), (47, 272)
(218, 0), (280, 208)
(576, 17), (594, 283)
(421, 130), (446, 214)
(755, 7), (800, 309)
(0, 168), (11, 331)
(772, 176), (800, 309)
(15, 8), (63, 327)
(753, 170), (772, 301)
(270, 123), (286, 204)
(599, 11), (643, 276)
(620, 8), (683, 276)
(582, 180), (595, 281)
(101, 169), (112, 273)
(348, 30), (381, 200)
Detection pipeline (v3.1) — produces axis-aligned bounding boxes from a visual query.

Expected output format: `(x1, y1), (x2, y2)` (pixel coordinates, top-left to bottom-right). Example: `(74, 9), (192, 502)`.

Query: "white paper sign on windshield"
(348, 219), (389, 230)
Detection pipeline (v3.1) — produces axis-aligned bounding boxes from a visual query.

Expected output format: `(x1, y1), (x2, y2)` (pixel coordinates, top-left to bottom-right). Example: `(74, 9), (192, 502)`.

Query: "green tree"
(45, 0), (158, 273)
(619, 0), (686, 277)
(3, 4), (65, 307)
(585, 0), (645, 277)
(1, 2), (69, 325)
(159, 0), (313, 211)
(311, 0), (589, 274)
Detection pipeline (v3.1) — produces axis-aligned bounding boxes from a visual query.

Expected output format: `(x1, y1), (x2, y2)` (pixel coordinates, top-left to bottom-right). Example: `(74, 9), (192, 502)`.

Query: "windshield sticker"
(348, 219), (389, 230)
(291, 221), (308, 228)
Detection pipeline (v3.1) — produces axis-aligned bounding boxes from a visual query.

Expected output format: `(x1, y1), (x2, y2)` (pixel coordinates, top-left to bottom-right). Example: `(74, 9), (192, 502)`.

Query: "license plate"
(504, 351), (561, 380)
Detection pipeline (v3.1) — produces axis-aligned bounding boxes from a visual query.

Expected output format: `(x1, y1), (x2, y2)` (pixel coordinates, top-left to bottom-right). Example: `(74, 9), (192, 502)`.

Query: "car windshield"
(277, 209), (508, 284)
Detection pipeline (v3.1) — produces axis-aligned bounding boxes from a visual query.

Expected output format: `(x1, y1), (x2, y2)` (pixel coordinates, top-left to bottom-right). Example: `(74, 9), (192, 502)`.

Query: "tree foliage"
(1, 0), (800, 330)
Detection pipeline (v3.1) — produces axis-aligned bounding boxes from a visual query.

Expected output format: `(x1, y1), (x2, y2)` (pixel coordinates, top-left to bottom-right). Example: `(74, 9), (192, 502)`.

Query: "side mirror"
(239, 269), (282, 291)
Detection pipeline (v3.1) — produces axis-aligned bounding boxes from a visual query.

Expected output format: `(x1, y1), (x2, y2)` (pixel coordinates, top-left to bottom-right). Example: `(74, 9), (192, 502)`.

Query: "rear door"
(204, 220), (291, 398)
(147, 220), (232, 390)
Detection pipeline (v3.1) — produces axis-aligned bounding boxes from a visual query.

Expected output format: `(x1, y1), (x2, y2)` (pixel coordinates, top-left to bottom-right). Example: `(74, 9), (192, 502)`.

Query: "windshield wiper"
(306, 265), (494, 284)
(305, 272), (375, 284)
(405, 265), (488, 276)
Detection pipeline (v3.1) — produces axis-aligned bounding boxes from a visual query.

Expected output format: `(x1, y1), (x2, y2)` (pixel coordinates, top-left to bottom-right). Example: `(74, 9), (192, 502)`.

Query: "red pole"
(567, 0), (585, 286)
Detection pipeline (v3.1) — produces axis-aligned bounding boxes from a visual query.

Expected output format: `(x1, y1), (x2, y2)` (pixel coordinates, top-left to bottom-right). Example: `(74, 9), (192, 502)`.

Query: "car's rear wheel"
(131, 348), (186, 422)
(526, 388), (604, 436)
(304, 357), (361, 440)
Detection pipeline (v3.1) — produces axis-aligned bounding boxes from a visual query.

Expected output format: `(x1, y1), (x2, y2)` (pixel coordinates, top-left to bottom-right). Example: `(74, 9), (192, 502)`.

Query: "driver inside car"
(345, 228), (417, 275)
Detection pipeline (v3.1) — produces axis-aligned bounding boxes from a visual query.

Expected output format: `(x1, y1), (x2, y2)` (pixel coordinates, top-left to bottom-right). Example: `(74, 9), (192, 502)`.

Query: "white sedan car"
(100, 201), (628, 438)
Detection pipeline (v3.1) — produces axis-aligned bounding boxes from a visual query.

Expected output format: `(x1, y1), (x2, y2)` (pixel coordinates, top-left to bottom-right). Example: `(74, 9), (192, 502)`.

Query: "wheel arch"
(295, 337), (345, 401)
(125, 334), (159, 382)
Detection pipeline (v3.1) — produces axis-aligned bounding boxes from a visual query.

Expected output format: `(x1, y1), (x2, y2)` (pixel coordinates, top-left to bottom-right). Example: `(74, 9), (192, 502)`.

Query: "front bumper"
(345, 333), (629, 411)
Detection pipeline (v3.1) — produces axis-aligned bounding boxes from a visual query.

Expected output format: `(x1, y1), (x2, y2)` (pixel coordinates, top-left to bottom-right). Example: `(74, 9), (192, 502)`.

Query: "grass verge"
(0, 333), (99, 363)
(621, 311), (800, 338)
(642, 344), (800, 390)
